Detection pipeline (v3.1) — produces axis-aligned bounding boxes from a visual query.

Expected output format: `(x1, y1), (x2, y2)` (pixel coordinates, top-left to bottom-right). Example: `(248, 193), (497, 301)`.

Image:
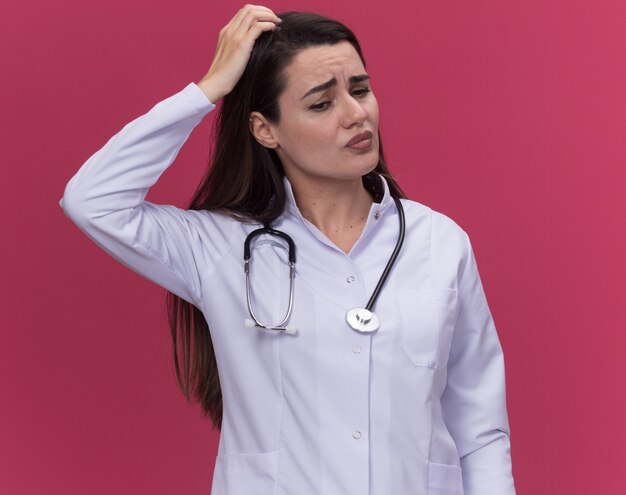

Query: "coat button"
(352, 431), (362, 439)
(352, 345), (361, 354)
(346, 276), (355, 283)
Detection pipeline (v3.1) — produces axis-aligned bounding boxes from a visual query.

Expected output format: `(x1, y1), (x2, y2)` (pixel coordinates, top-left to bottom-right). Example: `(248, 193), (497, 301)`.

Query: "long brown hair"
(167, 11), (407, 430)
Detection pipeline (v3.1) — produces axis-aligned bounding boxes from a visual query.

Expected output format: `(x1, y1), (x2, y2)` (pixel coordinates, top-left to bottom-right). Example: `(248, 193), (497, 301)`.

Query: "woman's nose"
(341, 94), (367, 128)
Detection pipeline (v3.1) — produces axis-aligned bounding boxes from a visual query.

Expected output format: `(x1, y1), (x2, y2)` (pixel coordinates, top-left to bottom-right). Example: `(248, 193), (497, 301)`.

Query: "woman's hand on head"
(197, 4), (281, 103)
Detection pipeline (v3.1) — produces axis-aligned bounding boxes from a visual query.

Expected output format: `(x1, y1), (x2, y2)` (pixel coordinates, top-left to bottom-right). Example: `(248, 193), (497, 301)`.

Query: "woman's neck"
(286, 172), (375, 253)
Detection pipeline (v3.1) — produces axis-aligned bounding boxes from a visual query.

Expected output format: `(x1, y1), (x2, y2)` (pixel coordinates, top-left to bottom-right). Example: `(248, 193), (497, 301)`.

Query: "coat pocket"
(428, 461), (464, 494)
(211, 450), (279, 494)
(396, 287), (458, 369)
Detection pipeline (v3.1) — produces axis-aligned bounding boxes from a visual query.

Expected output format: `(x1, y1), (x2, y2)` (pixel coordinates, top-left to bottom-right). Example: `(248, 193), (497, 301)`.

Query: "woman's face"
(253, 41), (380, 184)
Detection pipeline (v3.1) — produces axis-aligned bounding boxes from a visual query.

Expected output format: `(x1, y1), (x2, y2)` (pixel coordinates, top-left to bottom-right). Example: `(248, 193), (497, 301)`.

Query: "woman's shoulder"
(399, 197), (471, 273)
(400, 198), (468, 240)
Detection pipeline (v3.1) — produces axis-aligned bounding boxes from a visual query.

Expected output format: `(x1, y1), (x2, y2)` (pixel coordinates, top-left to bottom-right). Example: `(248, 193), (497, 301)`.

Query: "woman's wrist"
(196, 76), (228, 104)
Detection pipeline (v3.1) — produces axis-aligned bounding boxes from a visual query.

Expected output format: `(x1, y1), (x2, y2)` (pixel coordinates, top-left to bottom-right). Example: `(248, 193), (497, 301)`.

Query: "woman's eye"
(310, 101), (330, 112)
(309, 88), (371, 112)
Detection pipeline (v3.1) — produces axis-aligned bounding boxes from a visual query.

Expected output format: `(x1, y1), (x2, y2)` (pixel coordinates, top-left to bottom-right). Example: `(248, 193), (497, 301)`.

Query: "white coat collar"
(281, 172), (397, 223)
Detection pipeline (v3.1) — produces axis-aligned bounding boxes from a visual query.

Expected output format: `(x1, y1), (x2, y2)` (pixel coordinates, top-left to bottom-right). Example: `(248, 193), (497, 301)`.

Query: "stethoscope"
(243, 196), (405, 335)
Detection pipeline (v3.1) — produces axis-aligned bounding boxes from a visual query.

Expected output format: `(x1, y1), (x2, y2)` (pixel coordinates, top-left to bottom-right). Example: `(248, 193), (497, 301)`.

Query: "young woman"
(60, 5), (516, 494)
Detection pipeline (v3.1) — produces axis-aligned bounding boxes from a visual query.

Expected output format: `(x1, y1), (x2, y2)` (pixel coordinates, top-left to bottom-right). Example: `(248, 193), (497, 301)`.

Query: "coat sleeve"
(59, 82), (235, 308)
(440, 230), (517, 494)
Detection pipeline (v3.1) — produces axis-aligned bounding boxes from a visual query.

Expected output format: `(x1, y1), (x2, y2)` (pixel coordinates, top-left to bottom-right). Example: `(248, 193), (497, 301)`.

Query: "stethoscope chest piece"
(346, 308), (380, 333)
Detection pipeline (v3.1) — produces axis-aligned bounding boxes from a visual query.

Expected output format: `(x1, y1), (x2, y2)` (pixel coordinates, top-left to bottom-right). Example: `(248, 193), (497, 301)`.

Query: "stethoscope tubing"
(365, 196), (405, 311)
(245, 258), (296, 329)
(243, 196), (405, 333)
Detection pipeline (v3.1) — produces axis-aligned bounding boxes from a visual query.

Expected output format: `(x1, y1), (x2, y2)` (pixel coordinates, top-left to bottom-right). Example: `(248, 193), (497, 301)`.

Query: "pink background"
(3, 0), (625, 493)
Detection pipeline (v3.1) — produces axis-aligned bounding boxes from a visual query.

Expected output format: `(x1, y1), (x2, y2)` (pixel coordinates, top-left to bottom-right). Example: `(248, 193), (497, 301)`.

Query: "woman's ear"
(249, 112), (279, 149)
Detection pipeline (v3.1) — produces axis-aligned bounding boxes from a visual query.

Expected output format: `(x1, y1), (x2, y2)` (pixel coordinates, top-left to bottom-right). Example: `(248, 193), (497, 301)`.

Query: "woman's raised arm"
(59, 5), (281, 307)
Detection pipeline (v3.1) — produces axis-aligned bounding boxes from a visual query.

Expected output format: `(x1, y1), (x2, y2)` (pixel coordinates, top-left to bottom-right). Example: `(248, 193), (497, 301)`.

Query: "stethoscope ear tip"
(244, 318), (256, 328)
(285, 325), (297, 335)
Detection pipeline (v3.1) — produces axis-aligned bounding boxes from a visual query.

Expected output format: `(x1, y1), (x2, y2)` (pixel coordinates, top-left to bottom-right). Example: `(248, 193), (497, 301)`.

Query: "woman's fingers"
(248, 19), (281, 37)
(228, 4), (281, 34)
(196, 5), (281, 103)
(220, 5), (280, 51)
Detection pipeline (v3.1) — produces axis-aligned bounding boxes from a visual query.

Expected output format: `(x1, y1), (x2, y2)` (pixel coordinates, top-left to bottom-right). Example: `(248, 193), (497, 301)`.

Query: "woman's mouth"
(346, 131), (373, 149)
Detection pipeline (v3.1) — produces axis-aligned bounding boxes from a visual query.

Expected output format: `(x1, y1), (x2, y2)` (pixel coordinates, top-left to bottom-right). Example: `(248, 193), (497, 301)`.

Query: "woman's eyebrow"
(300, 74), (370, 100)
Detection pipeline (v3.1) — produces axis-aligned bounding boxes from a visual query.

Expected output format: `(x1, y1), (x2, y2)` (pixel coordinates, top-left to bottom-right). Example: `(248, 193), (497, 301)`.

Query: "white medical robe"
(59, 82), (516, 495)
